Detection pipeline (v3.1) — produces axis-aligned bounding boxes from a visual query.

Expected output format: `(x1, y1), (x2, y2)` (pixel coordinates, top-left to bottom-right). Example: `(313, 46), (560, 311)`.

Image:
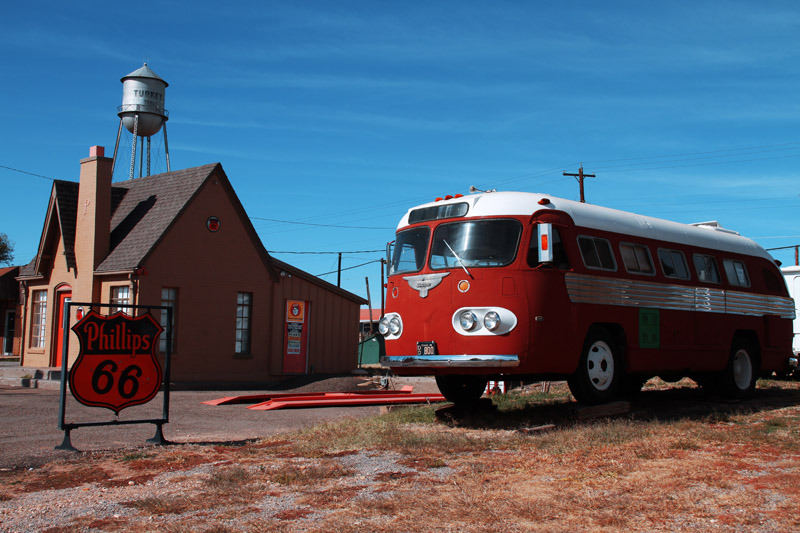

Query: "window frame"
(235, 292), (253, 355)
(429, 218), (522, 271)
(619, 242), (656, 276)
(723, 258), (751, 288)
(657, 248), (691, 280)
(30, 289), (47, 349)
(160, 287), (178, 354)
(577, 235), (617, 271)
(110, 285), (131, 314)
(692, 253), (721, 284)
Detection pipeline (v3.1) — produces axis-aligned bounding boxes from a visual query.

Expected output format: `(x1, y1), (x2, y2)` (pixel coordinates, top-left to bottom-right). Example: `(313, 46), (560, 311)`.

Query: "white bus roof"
(398, 191), (775, 262)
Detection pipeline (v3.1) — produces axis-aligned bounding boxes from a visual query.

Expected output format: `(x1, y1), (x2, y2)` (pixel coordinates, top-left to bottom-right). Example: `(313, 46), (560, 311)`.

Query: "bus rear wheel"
(568, 327), (622, 405)
(435, 375), (487, 406)
(720, 339), (758, 400)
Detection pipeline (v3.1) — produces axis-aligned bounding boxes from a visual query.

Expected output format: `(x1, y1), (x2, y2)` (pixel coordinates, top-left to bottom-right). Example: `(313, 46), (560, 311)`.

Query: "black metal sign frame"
(56, 301), (173, 452)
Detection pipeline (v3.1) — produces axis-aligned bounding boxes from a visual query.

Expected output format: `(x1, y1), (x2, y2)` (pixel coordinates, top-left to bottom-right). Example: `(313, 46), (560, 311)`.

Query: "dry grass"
(3, 378), (800, 532)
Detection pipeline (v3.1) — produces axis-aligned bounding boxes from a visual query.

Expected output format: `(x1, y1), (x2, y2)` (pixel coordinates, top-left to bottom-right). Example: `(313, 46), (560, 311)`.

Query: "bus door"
(522, 220), (576, 373)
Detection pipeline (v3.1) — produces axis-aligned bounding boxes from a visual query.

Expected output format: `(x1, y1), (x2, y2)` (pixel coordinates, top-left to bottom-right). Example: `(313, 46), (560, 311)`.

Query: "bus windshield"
(430, 219), (521, 270)
(390, 226), (430, 275)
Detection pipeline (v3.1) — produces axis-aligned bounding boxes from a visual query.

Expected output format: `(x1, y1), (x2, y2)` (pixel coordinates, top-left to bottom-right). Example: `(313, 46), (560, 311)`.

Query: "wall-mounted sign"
(68, 311), (163, 414)
(286, 300), (305, 322)
(283, 300), (309, 373)
(206, 216), (221, 232)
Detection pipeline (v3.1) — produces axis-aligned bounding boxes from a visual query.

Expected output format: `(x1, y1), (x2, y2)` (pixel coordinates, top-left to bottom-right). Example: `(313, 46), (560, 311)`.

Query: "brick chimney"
(74, 146), (113, 300)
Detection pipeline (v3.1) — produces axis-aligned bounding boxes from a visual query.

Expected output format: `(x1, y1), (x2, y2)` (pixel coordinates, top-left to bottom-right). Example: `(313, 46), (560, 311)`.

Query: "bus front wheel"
(568, 327), (622, 405)
(435, 375), (487, 406)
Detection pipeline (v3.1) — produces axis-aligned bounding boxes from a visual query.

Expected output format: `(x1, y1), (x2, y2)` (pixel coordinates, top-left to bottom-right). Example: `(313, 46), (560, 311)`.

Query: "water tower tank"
(117, 63), (168, 137)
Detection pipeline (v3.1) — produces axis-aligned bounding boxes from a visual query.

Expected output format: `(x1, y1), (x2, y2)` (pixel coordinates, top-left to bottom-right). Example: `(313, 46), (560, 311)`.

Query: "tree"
(0, 233), (14, 266)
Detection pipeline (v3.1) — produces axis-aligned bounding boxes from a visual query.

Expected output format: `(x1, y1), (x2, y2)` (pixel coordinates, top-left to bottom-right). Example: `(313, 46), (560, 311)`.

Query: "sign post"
(56, 302), (173, 451)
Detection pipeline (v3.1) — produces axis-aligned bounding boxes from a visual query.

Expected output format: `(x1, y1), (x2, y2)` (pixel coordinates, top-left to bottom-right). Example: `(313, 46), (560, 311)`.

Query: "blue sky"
(1, 0), (799, 302)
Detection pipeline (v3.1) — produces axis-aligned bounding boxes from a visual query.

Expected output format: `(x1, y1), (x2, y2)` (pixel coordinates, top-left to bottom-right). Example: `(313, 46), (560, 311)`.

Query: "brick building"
(1, 266), (21, 356)
(16, 147), (365, 385)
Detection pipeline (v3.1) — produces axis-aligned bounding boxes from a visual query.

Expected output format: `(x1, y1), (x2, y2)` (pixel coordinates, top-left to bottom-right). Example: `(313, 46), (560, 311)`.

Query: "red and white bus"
(378, 191), (796, 405)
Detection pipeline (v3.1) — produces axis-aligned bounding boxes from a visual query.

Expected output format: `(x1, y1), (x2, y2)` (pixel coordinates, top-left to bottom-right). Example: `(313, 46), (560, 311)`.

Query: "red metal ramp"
(248, 391), (446, 411)
(201, 385), (432, 409)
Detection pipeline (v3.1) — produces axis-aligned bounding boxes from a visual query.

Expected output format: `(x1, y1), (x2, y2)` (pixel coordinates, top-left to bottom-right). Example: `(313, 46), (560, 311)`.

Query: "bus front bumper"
(380, 354), (520, 368)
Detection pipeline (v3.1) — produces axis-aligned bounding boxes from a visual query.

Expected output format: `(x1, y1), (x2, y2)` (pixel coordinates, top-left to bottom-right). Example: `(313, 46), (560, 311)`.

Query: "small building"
(1, 266), (21, 356)
(17, 146), (366, 385)
(359, 308), (382, 341)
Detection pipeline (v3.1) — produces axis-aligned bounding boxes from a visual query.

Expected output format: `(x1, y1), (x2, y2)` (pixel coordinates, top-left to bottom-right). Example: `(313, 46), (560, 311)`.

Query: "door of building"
(3, 310), (14, 355)
(283, 300), (310, 374)
(54, 291), (72, 367)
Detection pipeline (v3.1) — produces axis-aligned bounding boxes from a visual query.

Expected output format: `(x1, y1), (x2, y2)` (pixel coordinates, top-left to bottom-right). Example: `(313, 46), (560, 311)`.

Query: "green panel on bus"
(639, 308), (660, 349)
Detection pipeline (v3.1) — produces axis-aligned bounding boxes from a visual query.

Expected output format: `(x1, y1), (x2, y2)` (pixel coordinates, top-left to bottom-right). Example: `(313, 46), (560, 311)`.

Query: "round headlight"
(378, 317), (390, 336)
(459, 311), (477, 331)
(484, 311), (501, 331)
(389, 316), (402, 335)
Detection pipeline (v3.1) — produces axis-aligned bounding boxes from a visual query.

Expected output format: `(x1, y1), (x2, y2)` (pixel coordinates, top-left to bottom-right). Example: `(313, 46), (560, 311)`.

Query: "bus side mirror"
(538, 224), (554, 263)
(386, 241), (395, 269)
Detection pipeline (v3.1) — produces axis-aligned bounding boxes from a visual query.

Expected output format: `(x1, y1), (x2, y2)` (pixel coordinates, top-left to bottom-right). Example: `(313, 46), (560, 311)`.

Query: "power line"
(0, 165), (56, 181)
(250, 216), (393, 230)
(316, 259), (382, 277)
(270, 249), (384, 254)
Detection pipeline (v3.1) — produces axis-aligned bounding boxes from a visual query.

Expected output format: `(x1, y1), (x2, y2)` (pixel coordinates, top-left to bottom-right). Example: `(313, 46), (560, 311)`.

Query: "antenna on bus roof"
(469, 186), (496, 194)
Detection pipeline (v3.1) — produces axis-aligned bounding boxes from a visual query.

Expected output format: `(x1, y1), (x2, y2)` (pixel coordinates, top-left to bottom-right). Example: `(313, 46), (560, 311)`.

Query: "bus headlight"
(452, 307), (517, 336)
(379, 313), (403, 338)
(459, 311), (477, 331)
(484, 311), (501, 331)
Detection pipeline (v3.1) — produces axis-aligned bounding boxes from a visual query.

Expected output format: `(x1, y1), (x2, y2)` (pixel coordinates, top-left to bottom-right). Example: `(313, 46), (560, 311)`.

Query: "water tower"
(111, 63), (171, 179)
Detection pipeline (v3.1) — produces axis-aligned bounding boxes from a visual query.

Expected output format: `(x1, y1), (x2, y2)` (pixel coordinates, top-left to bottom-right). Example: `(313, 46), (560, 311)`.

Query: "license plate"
(416, 341), (438, 356)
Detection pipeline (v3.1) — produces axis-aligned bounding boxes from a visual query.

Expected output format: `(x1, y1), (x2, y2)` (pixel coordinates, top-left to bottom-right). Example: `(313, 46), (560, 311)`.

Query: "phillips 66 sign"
(69, 310), (164, 414)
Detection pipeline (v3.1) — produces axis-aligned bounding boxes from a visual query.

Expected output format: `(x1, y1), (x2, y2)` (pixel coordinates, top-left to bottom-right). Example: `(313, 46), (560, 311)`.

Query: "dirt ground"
(0, 374), (430, 469)
(1, 378), (798, 532)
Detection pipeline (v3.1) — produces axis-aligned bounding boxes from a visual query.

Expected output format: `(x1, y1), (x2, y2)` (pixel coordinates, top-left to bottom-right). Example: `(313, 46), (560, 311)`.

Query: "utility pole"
(563, 164), (596, 203)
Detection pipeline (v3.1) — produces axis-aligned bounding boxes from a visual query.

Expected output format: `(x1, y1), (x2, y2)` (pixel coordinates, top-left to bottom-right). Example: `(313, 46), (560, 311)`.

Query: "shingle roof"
(53, 180), (78, 271)
(98, 163), (219, 272)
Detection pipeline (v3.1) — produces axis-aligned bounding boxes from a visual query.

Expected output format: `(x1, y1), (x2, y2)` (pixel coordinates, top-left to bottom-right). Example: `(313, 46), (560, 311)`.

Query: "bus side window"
(620, 242), (655, 275)
(577, 236), (616, 271)
(528, 227), (569, 269)
(693, 253), (720, 283)
(723, 259), (750, 288)
(657, 248), (690, 280)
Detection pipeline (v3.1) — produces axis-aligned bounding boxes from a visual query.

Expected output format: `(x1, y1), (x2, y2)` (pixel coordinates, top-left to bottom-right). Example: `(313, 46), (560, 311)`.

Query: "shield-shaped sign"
(69, 310), (164, 414)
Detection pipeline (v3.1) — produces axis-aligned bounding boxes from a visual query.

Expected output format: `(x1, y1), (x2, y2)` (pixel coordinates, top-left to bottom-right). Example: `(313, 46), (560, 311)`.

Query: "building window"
(30, 290), (47, 349)
(577, 236), (616, 271)
(723, 259), (750, 288)
(160, 288), (178, 353)
(620, 243), (655, 275)
(658, 248), (691, 280)
(693, 254), (720, 284)
(235, 292), (252, 354)
(110, 286), (131, 314)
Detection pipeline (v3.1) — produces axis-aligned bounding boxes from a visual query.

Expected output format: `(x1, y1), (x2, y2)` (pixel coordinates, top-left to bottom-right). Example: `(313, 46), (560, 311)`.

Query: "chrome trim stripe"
(565, 273), (795, 319)
(380, 354), (520, 368)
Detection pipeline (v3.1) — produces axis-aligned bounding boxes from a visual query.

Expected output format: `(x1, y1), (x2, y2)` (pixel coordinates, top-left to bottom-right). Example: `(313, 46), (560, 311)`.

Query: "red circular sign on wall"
(206, 216), (221, 232)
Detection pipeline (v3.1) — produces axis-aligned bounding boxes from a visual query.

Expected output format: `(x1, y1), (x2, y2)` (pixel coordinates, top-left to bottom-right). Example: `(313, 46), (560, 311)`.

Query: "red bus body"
(379, 192), (795, 404)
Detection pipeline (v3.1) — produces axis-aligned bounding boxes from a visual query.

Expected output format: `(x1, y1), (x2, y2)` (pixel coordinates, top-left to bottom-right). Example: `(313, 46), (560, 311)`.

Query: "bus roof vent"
(690, 221), (740, 235)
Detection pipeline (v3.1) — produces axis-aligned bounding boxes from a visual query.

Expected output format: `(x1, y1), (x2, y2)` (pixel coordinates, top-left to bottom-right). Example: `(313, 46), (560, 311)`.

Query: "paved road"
(0, 375), (436, 469)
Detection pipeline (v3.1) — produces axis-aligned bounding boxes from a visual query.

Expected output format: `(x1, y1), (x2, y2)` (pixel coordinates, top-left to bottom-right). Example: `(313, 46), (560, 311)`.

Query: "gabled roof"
(99, 163), (216, 272)
(21, 163), (279, 281)
(271, 257), (368, 305)
(18, 180), (79, 278)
